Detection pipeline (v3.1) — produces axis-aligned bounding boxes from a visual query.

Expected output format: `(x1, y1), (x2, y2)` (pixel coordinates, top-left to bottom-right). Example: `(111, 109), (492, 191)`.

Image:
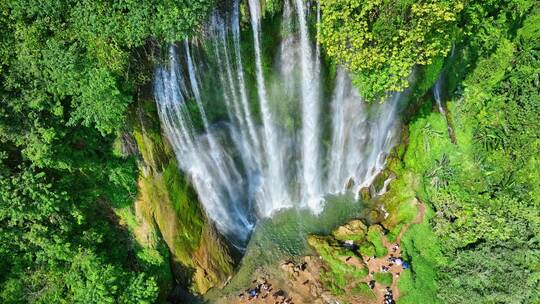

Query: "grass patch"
(359, 242), (376, 257)
(352, 282), (376, 298)
(367, 225), (388, 258)
(374, 272), (393, 286)
(398, 206), (444, 304)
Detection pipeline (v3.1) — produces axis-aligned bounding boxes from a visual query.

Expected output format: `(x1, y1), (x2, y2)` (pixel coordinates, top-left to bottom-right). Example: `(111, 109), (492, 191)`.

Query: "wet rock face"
(372, 170), (396, 195)
(372, 171), (389, 193)
(345, 178), (355, 191)
(130, 99), (234, 295)
(359, 186), (372, 201)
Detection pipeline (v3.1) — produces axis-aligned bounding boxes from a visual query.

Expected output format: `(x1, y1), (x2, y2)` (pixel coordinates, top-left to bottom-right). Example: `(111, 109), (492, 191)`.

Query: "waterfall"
(247, 0), (291, 214)
(327, 68), (400, 195)
(294, 0), (323, 211)
(327, 68), (367, 193)
(434, 74), (446, 115)
(155, 46), (253, 242)
(153, 1), (404, 245)
(231, 1), (262, 166)
(211, 15), (258, 173)
(433, 71), (457, 143)
(185, 40), (247, 210)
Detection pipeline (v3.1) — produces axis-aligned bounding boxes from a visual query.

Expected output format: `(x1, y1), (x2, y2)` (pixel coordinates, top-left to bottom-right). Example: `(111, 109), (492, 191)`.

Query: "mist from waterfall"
(153, 1), (403, 244)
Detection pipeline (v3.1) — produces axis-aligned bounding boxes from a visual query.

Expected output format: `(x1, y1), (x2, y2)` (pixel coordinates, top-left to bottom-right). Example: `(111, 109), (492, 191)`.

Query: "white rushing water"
(434, 74), (446, 115)
(294, 0), (323, 211)
(153, 1), (403, 244)
(247, 0), (291, 215)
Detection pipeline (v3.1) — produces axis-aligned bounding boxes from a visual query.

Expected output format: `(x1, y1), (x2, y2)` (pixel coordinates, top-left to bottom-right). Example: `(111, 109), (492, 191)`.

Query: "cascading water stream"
(327, 68), (367, 194)
(294, 0), (323, 211)
(247, 0), (291, 214)
(155, 46), (253, 242)
(231, 1), (262, 162)
(433, 71), (456, 144)
(434, 74), (446, 115)
(211, 15), (257, 172)
(184, 41), (246, 213)
(153, 1), (404, 246)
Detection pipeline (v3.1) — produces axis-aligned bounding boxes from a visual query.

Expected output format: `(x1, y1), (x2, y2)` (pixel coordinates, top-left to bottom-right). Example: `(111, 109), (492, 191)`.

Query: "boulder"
(358, 186), (371, 201)
(372, 171), (389, 194)
(332, 220), (368, 242)
(345, 178), (355, 191)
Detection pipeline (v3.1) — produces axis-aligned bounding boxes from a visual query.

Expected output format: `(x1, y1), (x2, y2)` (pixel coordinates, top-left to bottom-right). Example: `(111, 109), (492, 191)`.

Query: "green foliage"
(0, 0), (214, 142)
(398, 3), (540, 302)
(438, 245), (538, 303)
(398, 207), (444, 304)
(366, 226), (388, 258)
(262, 0), (283, 18)
(0, 167), (158, 303)
(308, 235), (368, 295)
(408, 55), (445, 104)
(320, 0), (463, 100)
(0, 0), (214, 302)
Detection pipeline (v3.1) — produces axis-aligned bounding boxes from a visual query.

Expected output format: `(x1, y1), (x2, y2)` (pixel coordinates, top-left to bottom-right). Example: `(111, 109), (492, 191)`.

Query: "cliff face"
(126, 93), (234, 295)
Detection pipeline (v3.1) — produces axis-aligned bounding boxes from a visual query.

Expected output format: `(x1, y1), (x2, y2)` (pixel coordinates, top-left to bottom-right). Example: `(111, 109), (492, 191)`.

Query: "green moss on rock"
(332, 219), (368, 243)
(307, 235), (368, 296)
(127, 98), (234, 295)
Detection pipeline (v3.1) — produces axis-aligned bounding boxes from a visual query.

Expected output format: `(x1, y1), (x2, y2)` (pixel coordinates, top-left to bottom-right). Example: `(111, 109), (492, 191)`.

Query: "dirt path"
(397, 201), (426, 243)
(361, 201), (426, 302)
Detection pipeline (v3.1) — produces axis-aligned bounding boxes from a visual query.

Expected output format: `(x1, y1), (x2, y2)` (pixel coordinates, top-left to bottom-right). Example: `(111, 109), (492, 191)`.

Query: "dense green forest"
(1, 0), (539, 303)
(318, 0), (540, 302)
(0, 0), (215, 302)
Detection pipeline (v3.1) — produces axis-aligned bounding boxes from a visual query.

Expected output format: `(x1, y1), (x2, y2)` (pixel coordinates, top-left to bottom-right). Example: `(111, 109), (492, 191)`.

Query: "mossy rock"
(130, 99), (234, 295)
(332, 220), (368, 243)
(359, 242), (376, 257)
(366, 209), (383, 224)
(358, 186), (371, 201)
(372, 171), (389, 193)
(372, 169), (396, 194)
(307, 235), (347, 257)
(377, 172), (420, 237)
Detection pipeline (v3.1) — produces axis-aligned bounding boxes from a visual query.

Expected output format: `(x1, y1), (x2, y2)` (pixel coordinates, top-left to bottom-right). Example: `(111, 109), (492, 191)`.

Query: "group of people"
(363, 242), (410, 303)
(381, 243), (409, 275)
(388, 255), (409, 271)
(238, 279), (271, 301)
(238, 278), (295, 304)
(384, 286), (395, 304)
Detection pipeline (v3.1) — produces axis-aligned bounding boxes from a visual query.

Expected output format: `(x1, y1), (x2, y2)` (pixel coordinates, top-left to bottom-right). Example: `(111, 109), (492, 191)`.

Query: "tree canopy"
(319, 0), (463, 100)
(0, 0), (214, 302)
